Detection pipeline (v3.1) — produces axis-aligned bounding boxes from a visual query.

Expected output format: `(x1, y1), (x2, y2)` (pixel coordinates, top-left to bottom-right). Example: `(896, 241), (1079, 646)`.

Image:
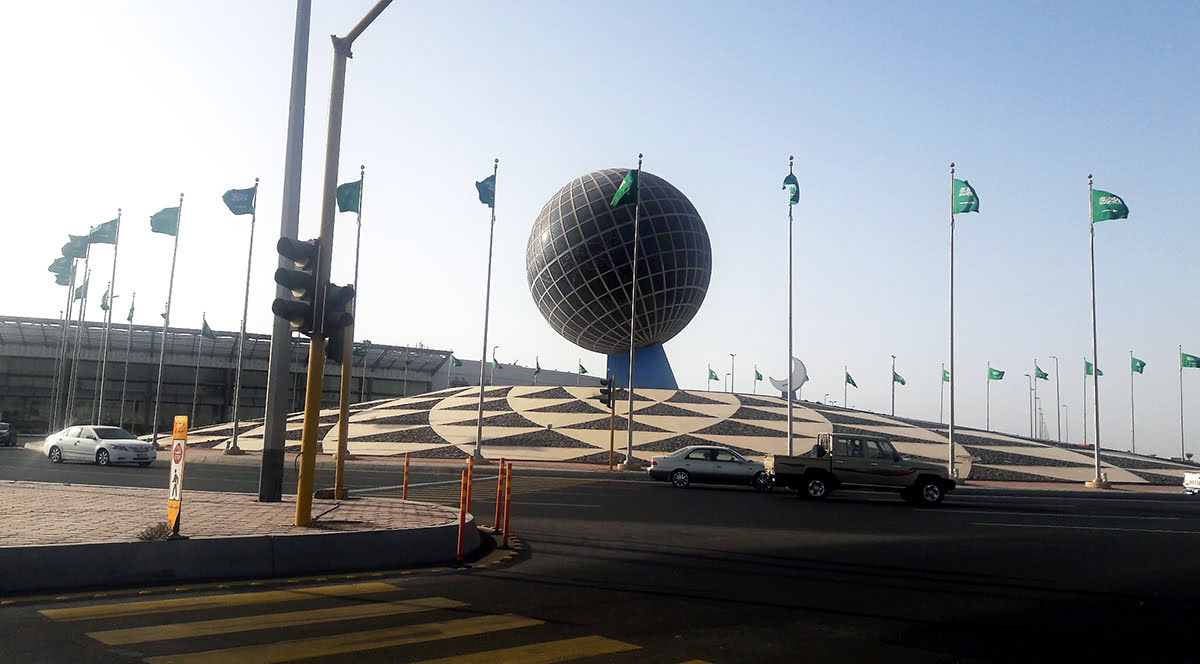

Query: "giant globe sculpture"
(526, 168), (712, 388)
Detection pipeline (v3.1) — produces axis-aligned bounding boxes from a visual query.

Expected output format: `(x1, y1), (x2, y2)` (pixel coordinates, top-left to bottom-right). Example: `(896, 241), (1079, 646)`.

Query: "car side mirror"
(893, 452), (901, 462)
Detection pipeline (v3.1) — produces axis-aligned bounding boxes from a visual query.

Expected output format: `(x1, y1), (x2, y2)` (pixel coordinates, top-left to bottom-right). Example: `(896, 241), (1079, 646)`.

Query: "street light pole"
(1024, 373), (1033, 438)
(729, 353), (736, 394)
(1049, 354), (1061, 442)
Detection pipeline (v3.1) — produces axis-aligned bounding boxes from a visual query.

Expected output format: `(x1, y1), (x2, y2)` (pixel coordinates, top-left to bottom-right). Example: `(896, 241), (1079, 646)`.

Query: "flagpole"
(1024, 373), (1032, 437)
(51, 262), (77, 431)
(947, 162), (956, 476)
(1180, 345), (1186, 461)
(786, 156), (795, 456)
(576, 359), (580, 386)
(623, 153), (644, 468)
(119, 293), (134, 429)
(1087, 175), (1103, 486)
(708, 364), (712, 391)
(1082, 357), (1088, 446)
(474, 158), (498, 462)
(353, 166), (365, 404)
(97, 210), (122, 424)
(986, 361), (991, 430)
(1129, 350), (1136, 453)
(191, 321), (203, 425)
(230, 179), (259, 454)
(66, 246), (91, 428)
(1032, 358), (1039, 439)
(152, 193), (184, 448)
(1050, 355), (1061, 442)
(939, 363), (944, 424)
(91, 281), (111, 424)
(891, 355), (896, 417)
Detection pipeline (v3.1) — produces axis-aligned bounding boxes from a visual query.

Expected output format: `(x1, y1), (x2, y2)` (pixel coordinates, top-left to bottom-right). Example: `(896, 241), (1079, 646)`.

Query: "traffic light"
(322, 282), (356, 364)
(598, 376), (614, 408)
(271, 237), (319, 335)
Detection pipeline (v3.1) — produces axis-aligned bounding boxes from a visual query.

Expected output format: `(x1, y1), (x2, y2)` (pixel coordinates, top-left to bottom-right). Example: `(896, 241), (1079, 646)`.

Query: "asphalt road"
(3, 444), (1200, 663)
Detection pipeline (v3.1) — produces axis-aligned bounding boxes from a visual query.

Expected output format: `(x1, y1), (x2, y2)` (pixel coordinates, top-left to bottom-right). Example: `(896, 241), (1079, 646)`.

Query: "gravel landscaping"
(691, 420), (785, 438)
(358, 410), (432, 426)
(443, 398), (513, 412)
(382, 397), (445, 412)
(411, 444), (470, 459)
(961, 445), (1091, 468)
(637, 402), (718, 418)
(736, 395), (787, 409)
(819, 411), (900, 427)
(1128, 469), (1187, 485)
(1098, 453), (1192, 470)
(565, 416), (670, 433)
(728, 406), (788, 421)
(484, 428), (596, 448)
(525, 400), (609, 414)
(967, 465), (1075, 482)
(667, 391), (730, 406)
(285, 424), (335, 440)
(349, 426), (445, 443)
(568, 450), (627, 464)
(519, 386), (576, 400)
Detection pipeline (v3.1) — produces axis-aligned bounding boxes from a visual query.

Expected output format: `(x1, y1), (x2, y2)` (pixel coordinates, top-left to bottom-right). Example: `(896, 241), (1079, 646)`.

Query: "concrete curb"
(0, 516), (480, 597)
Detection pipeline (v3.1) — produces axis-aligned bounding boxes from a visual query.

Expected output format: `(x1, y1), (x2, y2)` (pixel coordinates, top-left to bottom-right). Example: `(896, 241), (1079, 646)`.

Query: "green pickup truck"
(766, 432), (955, 505)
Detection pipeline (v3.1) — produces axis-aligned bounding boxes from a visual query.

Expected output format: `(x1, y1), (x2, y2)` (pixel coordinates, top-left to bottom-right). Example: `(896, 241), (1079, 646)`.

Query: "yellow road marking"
(40, 582), (397, 622)
(88, 596), (466, 645)
(406, 635), (640, 664)
(145, 613), (542, 664)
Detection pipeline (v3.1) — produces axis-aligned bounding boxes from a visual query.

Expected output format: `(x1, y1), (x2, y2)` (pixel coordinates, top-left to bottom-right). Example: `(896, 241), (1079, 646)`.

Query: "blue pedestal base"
(606, 344), (678, 389)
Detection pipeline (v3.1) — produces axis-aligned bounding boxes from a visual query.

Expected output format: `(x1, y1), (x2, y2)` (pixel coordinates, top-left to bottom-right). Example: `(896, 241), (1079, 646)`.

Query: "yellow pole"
(294, 336), (326, 526)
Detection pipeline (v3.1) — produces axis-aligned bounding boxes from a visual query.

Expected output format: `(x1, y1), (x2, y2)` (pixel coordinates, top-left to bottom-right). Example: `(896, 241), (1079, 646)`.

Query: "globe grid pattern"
(526, 169), (712, 355)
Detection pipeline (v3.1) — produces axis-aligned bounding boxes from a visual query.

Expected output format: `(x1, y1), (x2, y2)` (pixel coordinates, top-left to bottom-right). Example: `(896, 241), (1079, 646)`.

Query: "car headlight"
(111, 445), (130, 451)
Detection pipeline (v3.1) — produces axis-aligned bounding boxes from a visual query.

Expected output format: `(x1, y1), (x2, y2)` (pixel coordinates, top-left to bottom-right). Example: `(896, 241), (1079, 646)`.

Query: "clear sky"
(2, 1), (1197, 458)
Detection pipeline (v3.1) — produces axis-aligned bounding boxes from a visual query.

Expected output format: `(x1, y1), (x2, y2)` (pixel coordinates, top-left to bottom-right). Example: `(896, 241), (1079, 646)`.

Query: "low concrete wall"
(0, 519), (479, 596)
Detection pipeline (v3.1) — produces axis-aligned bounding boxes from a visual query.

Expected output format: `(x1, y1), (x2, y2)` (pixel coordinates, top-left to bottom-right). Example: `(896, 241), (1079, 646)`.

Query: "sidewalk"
(0, 480), (478, 596)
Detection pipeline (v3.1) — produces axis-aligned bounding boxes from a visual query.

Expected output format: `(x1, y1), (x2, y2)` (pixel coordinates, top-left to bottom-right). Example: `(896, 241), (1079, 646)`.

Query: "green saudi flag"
(48, 256), (72, 277)
(201, 316), (216, 340)
(150, 207), (181, 236)
(534, 357), (542, 375)
(1091, 189), (1129, 222)
(89, 219), (119, 244)
(449, 355), (462, 367)
(578, 363), (587, 375)
(126, 295), (135, 323)
(988, 368), (1005, 380)
(1085, 360), (1103, 376)
(353, 345), (368, 358)
(337, 179), (362, 213)
(492, 358), (502, 370)
(782, 172), (800, 205)
(846, 371), (857, 388)
(222, 186), (257, 215)
(942, 369), (950, 382)
(54, 269), (71, 286)
(74, 277), (88, 301)
(755, 368), (763, 381)
(1035, 365), (1049, 380)
(952, 178), (980, 213)
(475, 174), (496, 209)
(62, 234), (89, 259)
(100, 287), (110, 312)
(708, 368), (719, 381)
(610, 170), (638, 207)
(1132, 357), (1146, 374)
(1183, 353), (1200, 369)
(893, 371), (905, 386)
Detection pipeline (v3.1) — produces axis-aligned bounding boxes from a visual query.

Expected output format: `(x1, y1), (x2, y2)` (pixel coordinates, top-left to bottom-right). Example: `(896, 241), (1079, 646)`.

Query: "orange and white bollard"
(402, 452), (411, 500)
(465, 455), (475, 512)
(501, 462), (513, 547)
(456, 468), (468, 562)
(493, 457), (506, 532)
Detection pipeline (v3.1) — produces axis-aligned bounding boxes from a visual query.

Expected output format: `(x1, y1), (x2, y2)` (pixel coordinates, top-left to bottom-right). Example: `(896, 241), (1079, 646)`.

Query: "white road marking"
(974, 522), (1200, 535)
(921, 508), (1181, 520)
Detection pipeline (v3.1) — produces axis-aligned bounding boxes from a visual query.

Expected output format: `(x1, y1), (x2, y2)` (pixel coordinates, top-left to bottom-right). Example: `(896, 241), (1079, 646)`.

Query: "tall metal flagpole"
(1180, 345), (1186, 461)
(1082, 357), (1088, 445)
(947, 163), (956, 476)
(1050, 354), (1061, 442)
(97, 210), (122, 423)
(729, 354), (736, 394)
(986, 361), (991, 430)
(939, 363), (944, 424)
(230, 179), (259, 454)
(334, 165), (364, 495)
(92, 281), (112, 423)
(152, 194), (184, 447)
(1024, 373), (1033, 437)
(1130, 350), (1136, 453)
(891, 355), (896, 417)
(474, 158), (499, 462)
(844, 365), (849, 411)
(623, 153), (644, 468)
(1087, 175), (1103, 486)
(191, 322), (203, 424)
(786, 156), (795, 455)
(66, 247), (91, 428)
(119, 293), (134, 429)
(1032, 358), (1039, 439)
(51, 262), (77, 431)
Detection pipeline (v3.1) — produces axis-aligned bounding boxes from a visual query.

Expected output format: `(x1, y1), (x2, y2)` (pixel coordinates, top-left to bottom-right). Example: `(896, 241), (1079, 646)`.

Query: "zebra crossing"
(32, 580), (714, 663)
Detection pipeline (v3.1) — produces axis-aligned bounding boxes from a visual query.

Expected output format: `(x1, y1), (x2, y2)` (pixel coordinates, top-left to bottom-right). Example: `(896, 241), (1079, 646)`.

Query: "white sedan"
(44, 425), (157, 467)
(648, 445), (772, 490)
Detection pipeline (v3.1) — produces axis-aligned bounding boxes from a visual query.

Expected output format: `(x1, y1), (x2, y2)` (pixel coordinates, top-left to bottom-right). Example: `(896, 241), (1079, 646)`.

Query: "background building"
(0, 314), (598, 435)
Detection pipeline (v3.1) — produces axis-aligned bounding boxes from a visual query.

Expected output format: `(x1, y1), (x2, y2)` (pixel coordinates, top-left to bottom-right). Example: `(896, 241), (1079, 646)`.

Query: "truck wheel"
(914, 478), (945, 506)
(752, 472), (773, 492)
(670, 469), (690, 488)
(802, 475), (831, 500)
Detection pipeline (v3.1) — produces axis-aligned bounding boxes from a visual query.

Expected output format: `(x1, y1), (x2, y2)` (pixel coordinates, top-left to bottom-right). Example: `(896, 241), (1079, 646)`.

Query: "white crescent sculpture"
(769, 357), (808, 396)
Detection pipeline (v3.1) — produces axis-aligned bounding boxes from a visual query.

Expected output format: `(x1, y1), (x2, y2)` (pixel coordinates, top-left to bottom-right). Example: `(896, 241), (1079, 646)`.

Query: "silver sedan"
(44, 425), (157, 467)
(648, 445), (772, 491)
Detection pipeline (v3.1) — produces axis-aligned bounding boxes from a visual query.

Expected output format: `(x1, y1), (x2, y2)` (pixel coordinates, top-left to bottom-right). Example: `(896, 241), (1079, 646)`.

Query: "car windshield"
(94, 427), (138, 440)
